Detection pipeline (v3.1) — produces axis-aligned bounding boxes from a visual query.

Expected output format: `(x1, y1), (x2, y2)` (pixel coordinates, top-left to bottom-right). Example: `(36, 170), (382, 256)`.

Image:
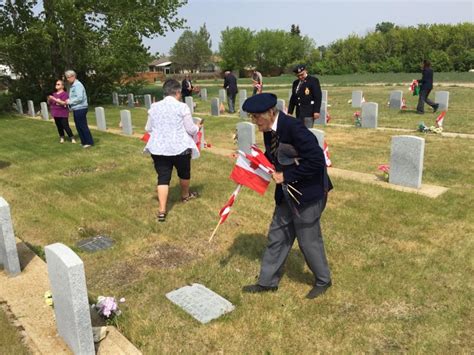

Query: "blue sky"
(144, 0), (474, 55)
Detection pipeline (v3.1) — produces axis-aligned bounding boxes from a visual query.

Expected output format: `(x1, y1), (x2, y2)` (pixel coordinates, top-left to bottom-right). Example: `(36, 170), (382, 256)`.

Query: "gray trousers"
(417, 88), (436, 113)
(258, 198), (331, 288)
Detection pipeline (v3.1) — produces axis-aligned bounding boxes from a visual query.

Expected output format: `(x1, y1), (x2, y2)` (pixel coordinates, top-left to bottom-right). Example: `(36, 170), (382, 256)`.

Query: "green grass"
(1, 78), (473, 352)
(0, 308), (29, 354)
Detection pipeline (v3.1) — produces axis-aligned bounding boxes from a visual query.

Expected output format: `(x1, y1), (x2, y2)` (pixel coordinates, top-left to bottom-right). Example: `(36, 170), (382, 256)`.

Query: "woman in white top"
(144, 79), (202, 222)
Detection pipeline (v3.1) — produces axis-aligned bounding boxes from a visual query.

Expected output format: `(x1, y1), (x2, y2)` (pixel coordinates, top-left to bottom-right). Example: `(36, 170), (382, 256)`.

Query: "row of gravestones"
(0, 196), (98, 354)
(236, 121), (425, 189)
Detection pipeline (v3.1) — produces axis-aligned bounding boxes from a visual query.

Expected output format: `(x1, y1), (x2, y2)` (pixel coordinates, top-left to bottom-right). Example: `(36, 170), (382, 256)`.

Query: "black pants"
(151, 153), (191, 185)
(417, 88), (437, 113)
(53, 117), (74, 138)
(73, 108), (94, 145)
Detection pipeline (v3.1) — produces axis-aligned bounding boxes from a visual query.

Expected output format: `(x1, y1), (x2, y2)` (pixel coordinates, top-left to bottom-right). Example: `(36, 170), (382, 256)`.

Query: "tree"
(0, 0), (187, 104)
(375, 22), (395, 34)
(219, 27), (255, 74)
(170, 24), (212, 72)
(290, 24), (301, 36)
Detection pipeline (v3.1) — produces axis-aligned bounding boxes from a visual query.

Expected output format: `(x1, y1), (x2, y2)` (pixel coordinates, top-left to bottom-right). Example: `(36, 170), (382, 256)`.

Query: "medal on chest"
(305, 87), (310, 95)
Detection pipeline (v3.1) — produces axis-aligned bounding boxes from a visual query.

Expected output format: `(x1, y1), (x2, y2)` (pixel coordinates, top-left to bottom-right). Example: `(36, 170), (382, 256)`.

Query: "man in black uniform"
(288, 64), (322, 128)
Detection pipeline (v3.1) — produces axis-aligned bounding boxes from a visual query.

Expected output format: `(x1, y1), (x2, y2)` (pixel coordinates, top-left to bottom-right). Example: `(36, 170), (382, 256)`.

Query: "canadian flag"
(436, 111), (446, 127)
(141, 132), (150, 142)
(195, 131), (203, 152)
(323, 141), (332, 167)
(218, 185), (241, 224)
(401, 98), (407, 109)
(326, 112), (331, 124)
(230, 148), (273, 195)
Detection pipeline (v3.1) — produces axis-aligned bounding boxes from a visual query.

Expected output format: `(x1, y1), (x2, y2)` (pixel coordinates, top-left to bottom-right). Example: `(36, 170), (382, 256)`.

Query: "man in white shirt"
(144, 79), (202, 222)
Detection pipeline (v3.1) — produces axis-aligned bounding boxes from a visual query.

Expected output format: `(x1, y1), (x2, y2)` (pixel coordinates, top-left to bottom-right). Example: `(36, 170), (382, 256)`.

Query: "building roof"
(149, 57), (172, 67)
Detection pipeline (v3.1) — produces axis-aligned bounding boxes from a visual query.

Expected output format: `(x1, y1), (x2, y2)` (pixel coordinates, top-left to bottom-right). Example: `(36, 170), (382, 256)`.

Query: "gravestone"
(309, 128), (325, 150)
(219, 89), (226, 104)
(185, 96), (194, 114)
(45, 243), (94, 355)
(166, 283), (235, 324)
(40, 102), (49, 120)
(27, 100), (35, 117)
(94, 107), (107, 131)
(276, 99), (286, 113)
(315, 101), (327, 126)
(76, 235), (114, 252)
(237, 122), (256, 154)
(127, 93), (134, 108)
(0, 197), (21, 276)
(120, 110), (133, 135)
(239, 90), (248, 119)
(435, 91), (449, 111)
(361, 102), (378, 128)
(288, 89), (293, 101)
(200, 88), (208, 101)
(389, 90), (403, 109)
(322, 90), (328, 104)
(352, 91), (363, 108)
(144, 94), (152, 110)
(193, 117), (205, 150)
(389, 135), (425, 189)
(15, 99), (23, 114)
(211, 98), (220, 116)
(112, 92), (119, 106)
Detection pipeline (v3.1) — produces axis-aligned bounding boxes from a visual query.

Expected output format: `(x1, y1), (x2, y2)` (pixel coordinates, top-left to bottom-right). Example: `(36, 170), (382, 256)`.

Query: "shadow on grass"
(164, 183), (206, 214)
(221, 233), (314, 286)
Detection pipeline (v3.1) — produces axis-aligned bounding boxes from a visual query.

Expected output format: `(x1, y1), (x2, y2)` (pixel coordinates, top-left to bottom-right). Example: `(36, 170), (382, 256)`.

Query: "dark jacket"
(264, 112), (332, 207)
(288, 75), (322, 118)
(181, 79), (193, 97)
(223, 73), (238, 95)
(419, 68), (434, 90)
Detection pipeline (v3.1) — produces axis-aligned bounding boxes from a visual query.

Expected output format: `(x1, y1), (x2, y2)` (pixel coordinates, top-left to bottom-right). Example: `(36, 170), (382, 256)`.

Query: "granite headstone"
(200, 88), (208, 101)
(0, 197), (21, 276)
(120, 110), (133, 135)
(237, 122), (256, 154)
(185, 96), (194, 114)
(95, 107), (107, 131)
(309, 128), (325, 150)
(435, 91), (449, 111)
(361, 102), (378, 128)
(389, 135), (425, 189)
(144, 94), (152, 110)
(40, 102), (49, 120)
(389, 90), (403, 110)
(211, 98), (220, 116)
(127, 93), (134, 108)
(27, 100), (35, 117)
(352, 91), (363, 108)
(15, 99), (23, 114)
(315, 101), (327, 126)
(112, 92), (119, 106)
(239, 90), (248, 119)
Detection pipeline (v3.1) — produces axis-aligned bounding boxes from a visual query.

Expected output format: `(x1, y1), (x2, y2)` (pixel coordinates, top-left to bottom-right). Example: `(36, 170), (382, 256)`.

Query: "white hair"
(64, 70), (76, 78)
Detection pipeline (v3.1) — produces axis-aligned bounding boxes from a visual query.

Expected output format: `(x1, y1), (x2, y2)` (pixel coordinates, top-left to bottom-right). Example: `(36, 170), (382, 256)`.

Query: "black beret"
(293, 64), (306, 74)
(242, 93), (277, 113)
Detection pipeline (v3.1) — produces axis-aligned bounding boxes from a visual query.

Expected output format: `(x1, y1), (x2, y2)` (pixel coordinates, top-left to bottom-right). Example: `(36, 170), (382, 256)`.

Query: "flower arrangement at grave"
(353, 111), (361, 127)
(44, 291), (53, 307)
(417, 122), (443, 134)
(92, 296), (125, 326)
(377, 164), (390, 182)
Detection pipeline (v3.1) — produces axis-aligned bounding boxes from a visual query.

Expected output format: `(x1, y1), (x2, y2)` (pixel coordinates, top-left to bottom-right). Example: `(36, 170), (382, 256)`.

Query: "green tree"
(170, 24), (212, 72)
(375, 22), (396, 34)
(0, 0), (187, 104)
(218, 27), (255, 75)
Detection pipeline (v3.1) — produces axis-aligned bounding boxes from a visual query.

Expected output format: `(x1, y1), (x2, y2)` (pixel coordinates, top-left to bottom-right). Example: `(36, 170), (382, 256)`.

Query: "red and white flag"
(230, 150), (273, 195)
(436, 111), (446, 127)
(326, 112), (331, 124)
(218, 185), (241, 224)
(195, 131), (203, 152)
(141, 132), (150, 142)
(401, 98), (407, 109)
(323, 140), (332, 167)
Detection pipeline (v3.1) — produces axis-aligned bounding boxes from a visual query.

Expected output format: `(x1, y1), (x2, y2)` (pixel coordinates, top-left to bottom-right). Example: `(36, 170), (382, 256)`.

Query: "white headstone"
(288, 89), (292, 101)
(200, 88), (208, 101)
(15, 99), (23, 114)
(95, 107), (106, 131)
(237, 122), (256, 154)
(389, 136), (425, 189)
(40, 102), (49, 120)
(0, 197), (21, 276)
(435, 91), (449, 111)
(315, 101), (327, 126)
(120, 110), (133, 135)
(185, 96), (194, 114)
(144, 94), (152, 110)
(389, 90), (403, 109)
(239, 90), (248, 119)
(27, 100), (35, 117)
(276, 99), (286, 113)
(309, 128), (325, 150)
(352, 91), (363, 108)
(361, 102), (378, 128)
(193, 117), (205, 150)
(127, 93), (134, 108)
(219, 89), (226, 104)
(211, 98), (220, 116)
(112, 92), (119, 106)
(45, 243), (94, 355)
(322, 90), (328, 103)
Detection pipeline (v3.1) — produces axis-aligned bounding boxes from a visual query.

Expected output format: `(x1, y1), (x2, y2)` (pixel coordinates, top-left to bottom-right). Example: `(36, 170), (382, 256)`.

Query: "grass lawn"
(1, 103), (473, 352)
(0, 308), (29, 354)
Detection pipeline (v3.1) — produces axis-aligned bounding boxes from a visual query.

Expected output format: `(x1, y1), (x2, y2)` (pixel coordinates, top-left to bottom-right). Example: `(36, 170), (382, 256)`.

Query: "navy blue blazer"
(419, 68), (434, 90)
(264, 112), (332, 207)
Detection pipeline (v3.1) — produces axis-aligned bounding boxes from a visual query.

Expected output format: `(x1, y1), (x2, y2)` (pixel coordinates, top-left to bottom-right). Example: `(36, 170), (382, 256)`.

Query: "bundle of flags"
(409, 80), (420, 96)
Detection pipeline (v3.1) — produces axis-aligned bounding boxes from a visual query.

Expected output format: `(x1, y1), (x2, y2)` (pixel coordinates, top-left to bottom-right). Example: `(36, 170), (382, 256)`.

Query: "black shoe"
(242, 284), (278, 293)
(416, 111), (424, 115)
(433, 104), (439, 113)
(306, 281), (332, 299)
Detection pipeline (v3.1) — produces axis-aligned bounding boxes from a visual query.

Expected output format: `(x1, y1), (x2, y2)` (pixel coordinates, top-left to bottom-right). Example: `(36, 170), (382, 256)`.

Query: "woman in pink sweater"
(48, 80), (76, 144)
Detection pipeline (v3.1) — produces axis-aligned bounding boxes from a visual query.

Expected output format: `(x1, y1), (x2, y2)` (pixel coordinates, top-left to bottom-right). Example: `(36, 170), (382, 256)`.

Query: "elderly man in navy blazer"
(242, 93), (333, 299)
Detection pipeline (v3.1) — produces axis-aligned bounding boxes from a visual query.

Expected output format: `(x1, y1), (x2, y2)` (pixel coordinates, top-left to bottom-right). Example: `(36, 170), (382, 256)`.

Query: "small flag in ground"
(436, 111), (446, 127)
(218, 185), (242, 224)
(195, 131), (203, 151)
(323, 141), (332, 167)
(326, 111), (331, 123)
(141, 132), (150, 142)
(401, 98), (407, 109)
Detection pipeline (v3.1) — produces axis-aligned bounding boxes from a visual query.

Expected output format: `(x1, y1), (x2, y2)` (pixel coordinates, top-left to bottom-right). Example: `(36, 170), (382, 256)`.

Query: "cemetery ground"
(1, 79), (473, 352)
